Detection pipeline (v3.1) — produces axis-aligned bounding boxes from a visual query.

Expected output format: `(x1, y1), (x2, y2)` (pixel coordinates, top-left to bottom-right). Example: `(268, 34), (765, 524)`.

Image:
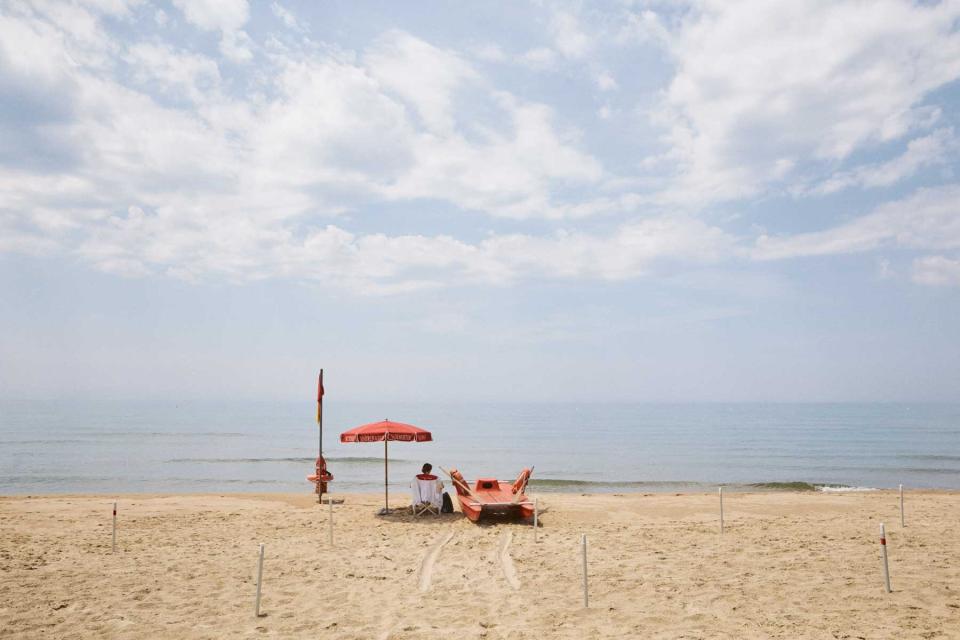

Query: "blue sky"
(2, 0), (960, 402)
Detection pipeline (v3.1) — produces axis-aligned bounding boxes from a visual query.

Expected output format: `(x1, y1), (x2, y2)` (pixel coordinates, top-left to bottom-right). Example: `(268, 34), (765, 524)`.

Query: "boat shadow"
(374, 507), (541, 527)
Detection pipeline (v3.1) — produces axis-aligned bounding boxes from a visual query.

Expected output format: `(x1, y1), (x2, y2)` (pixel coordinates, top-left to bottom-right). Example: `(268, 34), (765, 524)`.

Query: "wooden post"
(899, 484), (905, 528)
(719, 486), (724, 534)
(533, 498), (539, 543)
(328, 497), (334, 546)
(581, 533), (589, 608)
(112, 501), (117, 553)
(255, 543), (265, 616)
(880, 523), (891, 593)
(384, 438), (389, 513)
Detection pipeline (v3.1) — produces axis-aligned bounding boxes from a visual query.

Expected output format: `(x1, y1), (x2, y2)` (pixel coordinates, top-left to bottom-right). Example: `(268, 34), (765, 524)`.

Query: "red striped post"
(880, 523), (891, 593)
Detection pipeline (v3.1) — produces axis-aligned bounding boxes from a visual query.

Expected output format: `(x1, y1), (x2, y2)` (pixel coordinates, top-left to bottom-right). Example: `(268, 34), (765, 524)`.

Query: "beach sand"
(1, 490), (958, 639)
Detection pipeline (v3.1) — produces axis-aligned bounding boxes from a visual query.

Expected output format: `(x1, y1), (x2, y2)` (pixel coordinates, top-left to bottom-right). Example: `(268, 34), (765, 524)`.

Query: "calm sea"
(1, 400), (958, 494)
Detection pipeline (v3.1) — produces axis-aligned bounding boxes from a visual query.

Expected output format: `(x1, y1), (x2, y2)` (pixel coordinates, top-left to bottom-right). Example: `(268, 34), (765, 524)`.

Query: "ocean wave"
(529, 479), (879, 493)
(749, 482), (821, 491)
(897, 454), (960, 462)
(530, 479), (701, 489)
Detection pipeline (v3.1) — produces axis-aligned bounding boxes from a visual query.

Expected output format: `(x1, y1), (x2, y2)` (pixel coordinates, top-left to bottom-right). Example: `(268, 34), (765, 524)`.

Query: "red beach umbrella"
(340, 420), (433, 514)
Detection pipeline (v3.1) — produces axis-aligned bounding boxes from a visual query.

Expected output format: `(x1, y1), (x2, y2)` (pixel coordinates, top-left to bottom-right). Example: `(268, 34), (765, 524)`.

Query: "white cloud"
(519, 47), (557, 70)
(808, 128), (956, 196)
(651, 0), (960, 204)
(217, 29), (252, 62)
(471, 42), (507, 63)
(270, 2), (302, 31)
(125, 42), (221, 102)
(912, 255), (960, 287)
(754, 185), (960, 260)
(364, 30), (477, 134)
(617, 8), (670, 46)
(65, 212), (735, 292)
(596, 71), (618, 92)
(0, 6), (630, 293)
(171, 0), (252, 61)
(172, 0), (248, 32)
(550, 11), (590, 59)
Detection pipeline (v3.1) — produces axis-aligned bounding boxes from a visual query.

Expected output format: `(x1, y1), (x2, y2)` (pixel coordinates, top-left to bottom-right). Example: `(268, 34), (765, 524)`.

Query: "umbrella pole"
(384, 438), (389, 513)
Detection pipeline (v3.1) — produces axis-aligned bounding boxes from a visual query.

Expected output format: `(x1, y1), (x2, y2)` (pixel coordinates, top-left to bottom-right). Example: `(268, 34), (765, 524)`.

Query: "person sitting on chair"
(411, 463), (444, 514)
(416, 463), (444, 490)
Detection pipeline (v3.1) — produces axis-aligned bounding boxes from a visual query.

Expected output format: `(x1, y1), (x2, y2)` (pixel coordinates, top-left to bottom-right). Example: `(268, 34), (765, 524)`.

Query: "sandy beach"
(1, 490), (958, 639)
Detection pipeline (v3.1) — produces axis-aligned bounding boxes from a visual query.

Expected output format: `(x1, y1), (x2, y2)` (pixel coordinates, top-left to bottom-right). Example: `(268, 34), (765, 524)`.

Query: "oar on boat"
(439, 466), (482, 504)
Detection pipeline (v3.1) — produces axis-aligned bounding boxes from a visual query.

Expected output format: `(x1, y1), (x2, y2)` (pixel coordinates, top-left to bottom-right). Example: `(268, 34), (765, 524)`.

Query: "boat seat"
(476, 478), (500, 491)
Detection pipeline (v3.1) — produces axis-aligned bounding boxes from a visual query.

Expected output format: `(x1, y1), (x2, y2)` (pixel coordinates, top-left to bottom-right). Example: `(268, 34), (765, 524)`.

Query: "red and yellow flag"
(317, 370), (324, 423)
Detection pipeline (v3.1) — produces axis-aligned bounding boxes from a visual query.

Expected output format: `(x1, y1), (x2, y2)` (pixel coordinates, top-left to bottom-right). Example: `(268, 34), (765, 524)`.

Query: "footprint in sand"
(418, 530), (454, 592)
(497, 531), (520, 590)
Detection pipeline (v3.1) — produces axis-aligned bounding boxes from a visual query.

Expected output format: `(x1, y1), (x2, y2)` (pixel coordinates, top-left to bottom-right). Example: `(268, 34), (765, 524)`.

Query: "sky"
(1, 0), (960, 403)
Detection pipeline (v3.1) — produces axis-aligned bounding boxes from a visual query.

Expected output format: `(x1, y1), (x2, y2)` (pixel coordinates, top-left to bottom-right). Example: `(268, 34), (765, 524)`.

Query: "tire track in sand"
(419, 530), (455, 592)
(497, 530), (520, 590)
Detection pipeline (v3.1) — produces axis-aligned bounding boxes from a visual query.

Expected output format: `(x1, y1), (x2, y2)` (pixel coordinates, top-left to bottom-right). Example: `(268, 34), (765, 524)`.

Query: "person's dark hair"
(422, 463), (432, 474)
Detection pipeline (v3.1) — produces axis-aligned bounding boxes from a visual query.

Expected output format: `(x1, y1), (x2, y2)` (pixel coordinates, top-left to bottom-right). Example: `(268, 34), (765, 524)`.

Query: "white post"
(255, 543), (265, 616)
(533, 498), (539, 543)
(880, 523), (891, 593)
(719, 486), (724, 534)
(328, 498), (334, 546)
(899, 484), (905, 528)
(112, 501), (117, 553)
(580, 533), (589, 608)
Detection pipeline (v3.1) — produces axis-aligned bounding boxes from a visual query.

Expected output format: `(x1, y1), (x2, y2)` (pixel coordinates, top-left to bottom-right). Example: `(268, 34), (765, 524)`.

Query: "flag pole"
(316, 370), (325, 504)
(318, 370), (324, 459)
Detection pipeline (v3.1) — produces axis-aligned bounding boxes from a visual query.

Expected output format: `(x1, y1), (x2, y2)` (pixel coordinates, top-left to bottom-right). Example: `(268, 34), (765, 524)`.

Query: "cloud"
(364, 30), (477, 134)
(171, 0), (252, 61)
(650, 0), (960, 204)
(596, 71), (618, 92)
(550, 11), (590, 59)
(0, 5), (648, 293)
(519, 47), (557, 70)
(6, 1), (959, 297)
(65, 211), (735, 293)
(806, 128), (956, 196)
(754, 185), (960, 260)
(270, 2), (302, 31)
(171, 0), (248, 32)
(124, 42), (222, 103)
(912, 255), (960, 287)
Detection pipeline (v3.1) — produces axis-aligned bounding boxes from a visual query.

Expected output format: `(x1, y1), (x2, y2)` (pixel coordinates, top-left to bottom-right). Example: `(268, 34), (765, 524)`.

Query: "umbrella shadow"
(375, 508), (466, 525)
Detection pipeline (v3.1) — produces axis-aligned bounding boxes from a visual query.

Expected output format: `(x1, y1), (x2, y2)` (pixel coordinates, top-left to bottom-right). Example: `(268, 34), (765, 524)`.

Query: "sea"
(1, 400), (959, 495)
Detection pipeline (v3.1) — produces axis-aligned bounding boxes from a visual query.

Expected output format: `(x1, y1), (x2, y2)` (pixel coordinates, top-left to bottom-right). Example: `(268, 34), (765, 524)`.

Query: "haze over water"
(2, 400), (958, 495)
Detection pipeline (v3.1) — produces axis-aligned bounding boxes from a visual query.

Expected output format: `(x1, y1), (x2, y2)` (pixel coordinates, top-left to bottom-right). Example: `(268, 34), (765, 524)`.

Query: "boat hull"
(456, 490), (534, 522)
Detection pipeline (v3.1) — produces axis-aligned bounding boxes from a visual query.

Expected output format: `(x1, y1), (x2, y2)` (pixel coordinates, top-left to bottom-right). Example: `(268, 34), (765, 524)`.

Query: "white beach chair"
(411, 478), (442, 517)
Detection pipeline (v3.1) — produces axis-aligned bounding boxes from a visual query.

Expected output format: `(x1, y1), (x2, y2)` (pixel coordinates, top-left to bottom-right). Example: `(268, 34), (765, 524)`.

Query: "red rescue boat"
(445, 467), (534, 522)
